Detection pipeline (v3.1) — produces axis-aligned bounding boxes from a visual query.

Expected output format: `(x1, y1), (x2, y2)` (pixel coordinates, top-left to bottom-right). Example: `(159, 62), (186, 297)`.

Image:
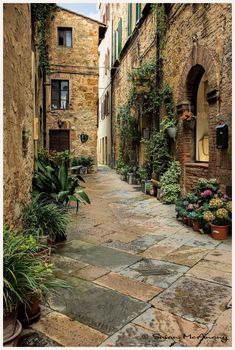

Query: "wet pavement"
(20, 166), (232, 347)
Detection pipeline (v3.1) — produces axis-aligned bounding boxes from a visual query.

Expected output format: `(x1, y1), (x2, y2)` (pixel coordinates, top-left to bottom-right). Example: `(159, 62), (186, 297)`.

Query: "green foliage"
(3, 226), (65, 312)
(144, 130), (170, 177)
(160, 161), (181, 203)
(71, 156), (94, 167)
(21, 195), (68, 242)
(38, 149), (71, 168)
(32, 4), (58, 71)
(136, 166), (148, 181)
(117, 103), (140, 166)
(33, 160), (90, 212)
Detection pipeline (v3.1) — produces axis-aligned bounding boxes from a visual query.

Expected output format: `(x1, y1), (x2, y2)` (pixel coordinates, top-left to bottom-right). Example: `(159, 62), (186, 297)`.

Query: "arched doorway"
(185, 64), (209, 162)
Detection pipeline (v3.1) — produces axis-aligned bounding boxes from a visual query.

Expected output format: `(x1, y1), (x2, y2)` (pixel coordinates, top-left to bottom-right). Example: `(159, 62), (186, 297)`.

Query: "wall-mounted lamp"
(57, 120), (64, 129)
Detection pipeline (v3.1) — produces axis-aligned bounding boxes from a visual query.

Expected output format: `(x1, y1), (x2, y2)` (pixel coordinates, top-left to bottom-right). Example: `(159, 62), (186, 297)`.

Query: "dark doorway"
(49, 129), (70, 152)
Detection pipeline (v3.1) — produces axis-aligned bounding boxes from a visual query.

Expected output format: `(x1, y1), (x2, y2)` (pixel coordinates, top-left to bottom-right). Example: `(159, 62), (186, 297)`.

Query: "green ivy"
(32, 4), (58, 71)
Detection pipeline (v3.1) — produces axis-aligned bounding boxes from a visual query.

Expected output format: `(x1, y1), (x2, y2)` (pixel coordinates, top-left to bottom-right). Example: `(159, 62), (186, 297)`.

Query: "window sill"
(185, 162), (209, 168)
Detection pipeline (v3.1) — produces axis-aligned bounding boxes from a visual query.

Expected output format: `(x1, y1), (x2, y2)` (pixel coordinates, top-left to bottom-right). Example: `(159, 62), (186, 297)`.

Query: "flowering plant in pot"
(203, 199), (232, 240)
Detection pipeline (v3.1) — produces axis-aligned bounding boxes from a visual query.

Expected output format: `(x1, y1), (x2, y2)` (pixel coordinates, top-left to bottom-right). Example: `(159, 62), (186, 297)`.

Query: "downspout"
(42, 68), (47, 148)
(110, 18), (114, 167)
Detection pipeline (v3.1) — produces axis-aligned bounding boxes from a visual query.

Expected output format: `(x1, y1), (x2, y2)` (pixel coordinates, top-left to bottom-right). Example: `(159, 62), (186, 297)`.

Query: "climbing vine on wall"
(32, 4), (58, 71)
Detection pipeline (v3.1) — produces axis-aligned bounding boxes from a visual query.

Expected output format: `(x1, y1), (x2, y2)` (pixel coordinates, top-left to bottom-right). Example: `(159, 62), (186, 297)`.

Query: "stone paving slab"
(51, 254), (88, 275)
(18, 330), (62, 347)
(132, 307), (208, 347)
(162, 245), (211, 267)
(151, 276), (232, 327)
(140, 244), (176, 259)
(75, 264), (110, 281)
(100, 323), (175, 347)
(103, 230), (141, 243)
(120, 259), (189, 289)
(215, 239), (232, 251)
(49, 276), (149, 335)
(186, 236), (222, 249)
(103, 234), (168, 253)
(186, 260), (232, 286)
(95, 272), (163, 302)
(31, 310), (108, 347)
(57, 239), (142, 272)
(199, 309), (232, 347)
(204, 249), (232, 264)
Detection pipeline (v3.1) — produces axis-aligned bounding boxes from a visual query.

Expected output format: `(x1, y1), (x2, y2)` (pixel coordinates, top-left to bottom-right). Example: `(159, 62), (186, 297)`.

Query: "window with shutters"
(117, 18), (122, 56)
(128, 4), (132, 37)
(51, 80), (69, 110)
(136, 3), (141, 23)
(113, 30), (117, 62)
(58, 27), (72, 48)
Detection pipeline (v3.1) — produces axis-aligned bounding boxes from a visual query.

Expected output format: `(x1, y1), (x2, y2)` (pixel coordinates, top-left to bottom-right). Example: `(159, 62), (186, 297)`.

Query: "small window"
(58, 27), (72, 48)
(51, 80), (69, 110)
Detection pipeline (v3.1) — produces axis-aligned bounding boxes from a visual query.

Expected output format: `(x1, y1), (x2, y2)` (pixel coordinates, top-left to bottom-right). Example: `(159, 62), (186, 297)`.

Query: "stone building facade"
(97, 3), (112, 166)
(3, 4), (36, 226)
(110, 3), (232, 194)
(45, 7), (105, 165)
(110, 3), (156, 166)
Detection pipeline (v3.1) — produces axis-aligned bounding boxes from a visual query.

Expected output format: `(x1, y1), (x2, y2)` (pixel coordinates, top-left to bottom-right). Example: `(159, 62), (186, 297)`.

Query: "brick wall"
(162, 3), (232, 193)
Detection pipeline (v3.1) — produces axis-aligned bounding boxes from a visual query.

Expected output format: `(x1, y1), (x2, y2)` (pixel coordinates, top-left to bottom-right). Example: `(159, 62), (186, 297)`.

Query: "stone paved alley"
(19, 167), (232, 347)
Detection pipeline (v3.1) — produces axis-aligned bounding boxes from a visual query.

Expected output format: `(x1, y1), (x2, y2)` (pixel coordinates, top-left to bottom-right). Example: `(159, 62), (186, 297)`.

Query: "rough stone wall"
(162, 3), (232, 193)
(111, 4), (156, 164)
(46, 9), (100, 163)
(3, 4), (34, 227)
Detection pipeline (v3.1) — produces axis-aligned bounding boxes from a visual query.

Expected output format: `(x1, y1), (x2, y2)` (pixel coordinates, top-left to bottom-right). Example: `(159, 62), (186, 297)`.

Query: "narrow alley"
(19, 167), (232, 347)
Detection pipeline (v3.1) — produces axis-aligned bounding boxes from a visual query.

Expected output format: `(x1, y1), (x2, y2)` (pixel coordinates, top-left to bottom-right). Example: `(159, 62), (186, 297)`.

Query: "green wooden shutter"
(113, 30), (116, 62)
(136, 3), (141, 23)
(118, 18), (122, 56)
(128, 4), (132, 37)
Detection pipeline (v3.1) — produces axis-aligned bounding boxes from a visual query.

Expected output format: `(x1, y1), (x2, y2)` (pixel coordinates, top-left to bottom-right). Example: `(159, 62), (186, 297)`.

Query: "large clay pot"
(182, 217), (188, 225)
(193, 220), (201, 232)
(18, 294), (41, 325)
(4, 308), (22, 345)
(211, 224), (229, 240)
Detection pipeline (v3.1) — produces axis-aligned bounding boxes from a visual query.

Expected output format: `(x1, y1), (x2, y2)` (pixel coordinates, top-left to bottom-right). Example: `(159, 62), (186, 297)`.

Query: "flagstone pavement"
(19, 166), (232, 347)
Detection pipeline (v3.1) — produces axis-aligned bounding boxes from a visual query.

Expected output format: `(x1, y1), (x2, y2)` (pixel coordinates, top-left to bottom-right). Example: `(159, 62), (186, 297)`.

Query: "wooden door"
(49, 130), (70, 152)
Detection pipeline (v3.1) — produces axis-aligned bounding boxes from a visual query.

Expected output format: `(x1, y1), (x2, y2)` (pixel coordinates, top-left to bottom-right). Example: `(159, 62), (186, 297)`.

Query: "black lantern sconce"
(216, 124), (228, 149)
(57, 119), (64, 129)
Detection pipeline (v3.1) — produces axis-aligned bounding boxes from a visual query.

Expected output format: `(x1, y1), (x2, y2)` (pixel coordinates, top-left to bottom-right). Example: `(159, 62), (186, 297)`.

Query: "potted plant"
(21, 195), (68, 245)
(3, 227), (48, 344)
(181, 111), (196, 130)
(119, 166), (128, 181)
(203, 199), (232, 240)
(160, 115), (177, 139)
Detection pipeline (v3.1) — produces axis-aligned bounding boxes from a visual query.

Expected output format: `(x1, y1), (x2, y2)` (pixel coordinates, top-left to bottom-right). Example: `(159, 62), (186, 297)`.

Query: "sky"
(57, 3), (100, 21)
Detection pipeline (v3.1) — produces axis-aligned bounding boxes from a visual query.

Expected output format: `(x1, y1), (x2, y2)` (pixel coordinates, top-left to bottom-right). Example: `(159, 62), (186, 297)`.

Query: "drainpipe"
(42, 68), (47, 148)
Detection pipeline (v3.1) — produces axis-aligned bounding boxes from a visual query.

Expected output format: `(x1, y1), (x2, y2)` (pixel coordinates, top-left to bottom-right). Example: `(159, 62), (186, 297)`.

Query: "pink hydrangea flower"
(201, 190), (213, 197)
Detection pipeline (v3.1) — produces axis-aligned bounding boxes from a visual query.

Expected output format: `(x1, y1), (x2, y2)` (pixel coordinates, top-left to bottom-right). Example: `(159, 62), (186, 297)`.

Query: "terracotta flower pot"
(182, 217), (188, 225)
(192, 220), (201, 232)
(188, 218), (193, 227)
(211, 224), (229, 240)
(4, 308), (22, 345)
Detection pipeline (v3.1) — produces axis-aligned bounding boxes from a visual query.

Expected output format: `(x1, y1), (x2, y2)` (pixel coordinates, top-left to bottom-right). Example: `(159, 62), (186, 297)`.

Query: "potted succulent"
(203, 199), (232, 240)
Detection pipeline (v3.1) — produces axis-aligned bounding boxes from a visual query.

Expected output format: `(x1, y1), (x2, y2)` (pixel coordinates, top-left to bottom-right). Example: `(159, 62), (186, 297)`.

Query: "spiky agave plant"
(33, 160), (90, 212)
